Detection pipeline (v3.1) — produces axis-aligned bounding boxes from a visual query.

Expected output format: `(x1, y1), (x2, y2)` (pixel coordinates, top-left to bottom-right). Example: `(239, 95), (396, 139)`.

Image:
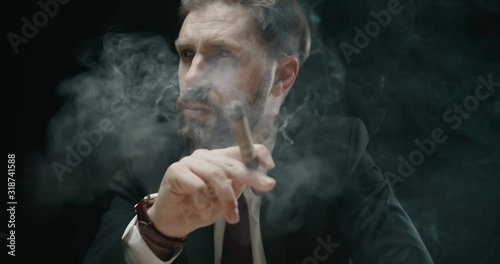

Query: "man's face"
(175, 2), (274, 150)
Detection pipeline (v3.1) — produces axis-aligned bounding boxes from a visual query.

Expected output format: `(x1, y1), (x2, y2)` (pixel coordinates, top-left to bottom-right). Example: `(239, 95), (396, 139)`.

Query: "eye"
(208, 50), (237, 64)
(214, 50), (232, 58)
(179, 49), (195, 59)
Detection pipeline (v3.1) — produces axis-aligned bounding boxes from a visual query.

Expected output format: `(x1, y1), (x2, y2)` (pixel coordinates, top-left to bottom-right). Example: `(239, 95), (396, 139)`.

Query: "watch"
(134, 193), (189, 249)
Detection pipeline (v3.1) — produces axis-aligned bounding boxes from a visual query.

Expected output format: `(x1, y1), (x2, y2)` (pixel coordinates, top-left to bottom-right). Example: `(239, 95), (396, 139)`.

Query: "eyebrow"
(175, 38), (244, 52)
(174, 39), (193, 51)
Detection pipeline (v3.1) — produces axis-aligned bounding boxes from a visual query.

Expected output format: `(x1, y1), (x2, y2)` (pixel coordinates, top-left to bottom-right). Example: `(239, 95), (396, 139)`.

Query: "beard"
(176, 70), (272, 151)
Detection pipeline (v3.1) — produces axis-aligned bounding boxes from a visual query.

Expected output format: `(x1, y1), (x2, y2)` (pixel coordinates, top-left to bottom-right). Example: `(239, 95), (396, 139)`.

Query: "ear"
(271, 56), (299, 97)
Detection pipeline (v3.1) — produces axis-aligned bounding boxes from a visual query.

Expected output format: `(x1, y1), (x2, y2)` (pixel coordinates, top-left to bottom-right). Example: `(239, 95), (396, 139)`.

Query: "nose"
(184, 54), (211, 90)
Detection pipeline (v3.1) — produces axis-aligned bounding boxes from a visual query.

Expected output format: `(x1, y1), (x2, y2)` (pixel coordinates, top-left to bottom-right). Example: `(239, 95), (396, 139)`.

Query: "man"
(84, 0), (434, 263)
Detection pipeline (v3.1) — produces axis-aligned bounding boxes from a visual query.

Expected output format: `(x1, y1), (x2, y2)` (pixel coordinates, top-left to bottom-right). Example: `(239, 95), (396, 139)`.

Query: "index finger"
(211, 144), (275, 170)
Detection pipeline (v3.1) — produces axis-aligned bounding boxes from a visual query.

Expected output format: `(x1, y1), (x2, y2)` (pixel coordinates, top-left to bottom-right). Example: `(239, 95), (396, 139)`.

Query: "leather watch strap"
(134, 193), (189, 249)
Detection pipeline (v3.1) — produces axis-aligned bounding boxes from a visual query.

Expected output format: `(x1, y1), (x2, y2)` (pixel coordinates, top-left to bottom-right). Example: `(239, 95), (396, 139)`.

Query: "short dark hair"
(180, 0), (311, 65)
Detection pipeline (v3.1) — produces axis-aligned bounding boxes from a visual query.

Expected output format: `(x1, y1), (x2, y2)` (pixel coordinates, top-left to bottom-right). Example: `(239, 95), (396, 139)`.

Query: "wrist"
(147, 203), (191, 238)
(136, 221), (179, 261)
(134, 194), (189, 249)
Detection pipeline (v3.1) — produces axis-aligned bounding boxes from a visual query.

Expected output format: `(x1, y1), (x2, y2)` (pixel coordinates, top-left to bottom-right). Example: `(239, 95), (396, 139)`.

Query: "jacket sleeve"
(81, 166), (142, 264)
(82, 163), (185, 264)
(82, 123), (186, 264)
(335, 118), (434, 264)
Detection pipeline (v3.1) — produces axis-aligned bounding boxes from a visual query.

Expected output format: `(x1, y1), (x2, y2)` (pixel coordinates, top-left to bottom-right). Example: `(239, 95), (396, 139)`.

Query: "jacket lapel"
(259, 132), (293, 264)
(260, 195), (289, 264)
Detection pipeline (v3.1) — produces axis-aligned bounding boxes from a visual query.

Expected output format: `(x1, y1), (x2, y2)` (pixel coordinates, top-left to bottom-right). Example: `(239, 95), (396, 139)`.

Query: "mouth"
(182, 102), (213, 119)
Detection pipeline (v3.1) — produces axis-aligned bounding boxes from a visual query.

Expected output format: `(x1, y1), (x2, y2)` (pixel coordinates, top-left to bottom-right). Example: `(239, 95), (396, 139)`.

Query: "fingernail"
(262, 176), (275, 185)
(233, 208), (240, 222)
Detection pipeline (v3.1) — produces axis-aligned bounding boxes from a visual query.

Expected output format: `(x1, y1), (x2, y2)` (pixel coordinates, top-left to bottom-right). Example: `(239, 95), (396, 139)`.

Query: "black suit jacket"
(83, 116), (434, 264)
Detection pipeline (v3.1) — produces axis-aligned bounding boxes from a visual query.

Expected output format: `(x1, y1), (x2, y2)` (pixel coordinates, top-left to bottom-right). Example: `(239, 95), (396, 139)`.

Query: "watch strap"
(134, 194), (189, 249)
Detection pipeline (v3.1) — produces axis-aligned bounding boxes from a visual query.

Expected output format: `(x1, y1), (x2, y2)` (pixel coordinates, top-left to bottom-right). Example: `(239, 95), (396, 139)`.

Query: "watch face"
(147, 193), (159, 201)
(135, 196), (152, 223)
(134, 192), (189, 248)
(136, 193), (159, 219)
(145, 196), (156, 207)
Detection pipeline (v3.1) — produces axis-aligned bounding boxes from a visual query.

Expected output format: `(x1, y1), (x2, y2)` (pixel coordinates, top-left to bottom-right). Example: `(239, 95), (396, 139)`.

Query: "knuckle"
(192, 149), (209, 156)
(166, 162), (181, 176)
(213, 176), (229, 190)
(208, 168), (226, 179)
(254, 144), (268, 155)
(193, 194), (208, 205)
(226, 160), (245, 175)
(179, 155), (193, 164)
(192, 182), (207, 193)
(170, 161), (181, 169)
(210, 169), (229, 194)
(204, 186), (218, 198)
(166, 175), (183, 192)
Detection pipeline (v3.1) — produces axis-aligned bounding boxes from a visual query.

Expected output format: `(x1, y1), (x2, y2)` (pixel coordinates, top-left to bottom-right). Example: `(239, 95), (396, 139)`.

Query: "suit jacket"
(83, 116), (434, 264)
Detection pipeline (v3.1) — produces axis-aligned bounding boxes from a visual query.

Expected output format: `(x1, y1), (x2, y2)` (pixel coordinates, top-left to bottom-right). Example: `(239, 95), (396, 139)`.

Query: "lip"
(184, 102), (212, 111)
(182, 102), (213, 119)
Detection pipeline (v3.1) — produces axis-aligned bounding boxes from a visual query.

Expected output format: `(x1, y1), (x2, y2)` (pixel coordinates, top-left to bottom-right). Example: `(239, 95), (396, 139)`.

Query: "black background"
(4, 0), (500, 263)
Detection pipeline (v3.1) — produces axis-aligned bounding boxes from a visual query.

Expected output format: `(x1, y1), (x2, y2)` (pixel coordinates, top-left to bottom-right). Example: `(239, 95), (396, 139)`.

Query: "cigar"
(226, 100), (259, 170)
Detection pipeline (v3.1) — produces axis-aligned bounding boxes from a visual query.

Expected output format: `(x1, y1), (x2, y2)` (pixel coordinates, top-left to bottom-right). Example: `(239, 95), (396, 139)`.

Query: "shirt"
(122, 124), (277, 264)
(122, 186), (266, 264)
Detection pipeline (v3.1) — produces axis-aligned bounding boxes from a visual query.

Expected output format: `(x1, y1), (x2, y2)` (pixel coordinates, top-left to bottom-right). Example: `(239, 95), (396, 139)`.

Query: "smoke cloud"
(25, 31), (180, 213)
(316, 0), (500, 263)
(21, 1), (499, 263)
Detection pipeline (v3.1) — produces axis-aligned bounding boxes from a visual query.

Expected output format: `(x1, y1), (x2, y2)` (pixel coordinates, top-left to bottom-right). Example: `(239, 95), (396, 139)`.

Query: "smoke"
(23, 0), (347, 226)
(22, 1), (499, 263)
(314, 0), (500, 263)
(24, 31), (181, 215)
(246, 0), (351, 233)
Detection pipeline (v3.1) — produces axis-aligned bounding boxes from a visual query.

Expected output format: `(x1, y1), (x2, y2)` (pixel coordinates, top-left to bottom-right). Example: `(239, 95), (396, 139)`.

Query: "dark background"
(4, 0), (500, 263)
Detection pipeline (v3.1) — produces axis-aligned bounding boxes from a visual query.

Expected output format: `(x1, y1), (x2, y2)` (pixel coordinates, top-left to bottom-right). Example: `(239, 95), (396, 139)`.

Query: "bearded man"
(84, 1), (434, 263)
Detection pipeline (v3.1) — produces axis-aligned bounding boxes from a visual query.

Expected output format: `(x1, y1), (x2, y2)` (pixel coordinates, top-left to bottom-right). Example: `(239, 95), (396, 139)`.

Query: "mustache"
(176, 88), (223, 113)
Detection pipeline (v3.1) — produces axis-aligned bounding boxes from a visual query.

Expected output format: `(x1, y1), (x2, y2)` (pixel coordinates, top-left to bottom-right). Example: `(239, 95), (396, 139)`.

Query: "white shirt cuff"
(122, 216), (182, 264)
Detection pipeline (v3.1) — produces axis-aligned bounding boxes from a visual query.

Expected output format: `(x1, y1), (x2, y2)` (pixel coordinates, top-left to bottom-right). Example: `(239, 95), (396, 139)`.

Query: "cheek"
(245, 56), (271, 94)
(233, 62), (261, 90)
(246, 68), (265, 92)
(178, 66), (188, 95)
(225, 70), (256, 101)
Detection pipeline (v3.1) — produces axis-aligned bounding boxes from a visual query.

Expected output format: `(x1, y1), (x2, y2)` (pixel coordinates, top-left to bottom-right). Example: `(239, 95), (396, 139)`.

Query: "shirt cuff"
(122, 216), (182, 264)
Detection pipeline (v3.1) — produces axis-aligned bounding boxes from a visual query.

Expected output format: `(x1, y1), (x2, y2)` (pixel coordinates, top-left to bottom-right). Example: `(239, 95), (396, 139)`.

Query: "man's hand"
(147, 144), (276, 238)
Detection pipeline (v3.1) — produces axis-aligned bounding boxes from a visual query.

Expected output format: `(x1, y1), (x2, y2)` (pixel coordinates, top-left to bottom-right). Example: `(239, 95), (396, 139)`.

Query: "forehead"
(177, 2), (261, 49)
